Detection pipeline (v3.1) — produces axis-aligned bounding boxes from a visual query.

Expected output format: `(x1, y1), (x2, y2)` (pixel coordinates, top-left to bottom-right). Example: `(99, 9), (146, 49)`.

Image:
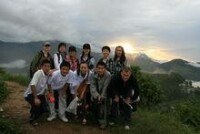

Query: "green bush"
(174, 99), (200, 130)
(0, 78), (9, 104)
(0, 118), (21, 134)
(131, 65), (164, 108)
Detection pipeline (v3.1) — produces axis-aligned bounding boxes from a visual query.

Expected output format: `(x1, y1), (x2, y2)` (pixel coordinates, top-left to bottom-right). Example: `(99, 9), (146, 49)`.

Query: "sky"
(0, 0), (200, 62)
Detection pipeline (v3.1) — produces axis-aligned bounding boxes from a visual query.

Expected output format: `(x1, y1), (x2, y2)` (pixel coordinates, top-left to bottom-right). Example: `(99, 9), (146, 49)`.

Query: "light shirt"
(24, 69), (48, 97)
(53, 53), (65, 70)
(48, 70), (74, 90)
(70, 70), (93, 94)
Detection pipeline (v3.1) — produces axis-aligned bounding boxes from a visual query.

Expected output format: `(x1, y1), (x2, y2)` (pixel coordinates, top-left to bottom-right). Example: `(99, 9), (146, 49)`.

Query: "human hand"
(34, 98), (41, 106)
(114, 95), (119, 102)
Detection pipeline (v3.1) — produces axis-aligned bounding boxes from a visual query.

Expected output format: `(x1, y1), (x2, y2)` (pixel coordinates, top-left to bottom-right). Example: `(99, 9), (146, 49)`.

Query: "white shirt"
(53, 53), (64, 70)
(48, 70), (74, 90)
(70, 70), (93, 94)
(24, 69), (48, 97)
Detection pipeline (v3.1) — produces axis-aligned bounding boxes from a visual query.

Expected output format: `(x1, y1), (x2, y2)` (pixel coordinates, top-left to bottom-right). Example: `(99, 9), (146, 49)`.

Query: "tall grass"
(1, 73), (30, 86)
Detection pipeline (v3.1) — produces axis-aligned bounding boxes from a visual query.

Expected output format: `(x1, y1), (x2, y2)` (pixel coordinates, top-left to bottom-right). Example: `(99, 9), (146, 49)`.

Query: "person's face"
(59, 46), (66, 53)
(60, 66), (70, 76)
(102, 49), (110, 59)
(41, 63), (51, 75)
(115, 47), (123, 57)
(121, 70), (131, 82)
(69, 51), (76, 57)
(83, 48), (90, 55)
(96, 65), (106, 77)
(80, 63), (89, 75)
(43, 46), (51, 53)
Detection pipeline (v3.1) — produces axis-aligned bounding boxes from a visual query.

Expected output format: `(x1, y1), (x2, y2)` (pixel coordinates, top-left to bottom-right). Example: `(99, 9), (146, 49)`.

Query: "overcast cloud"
(0, 0), (200, 61)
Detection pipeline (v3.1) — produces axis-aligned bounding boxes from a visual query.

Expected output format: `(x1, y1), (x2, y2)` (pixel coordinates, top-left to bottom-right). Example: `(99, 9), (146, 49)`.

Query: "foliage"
(1, 73), (30, 86)
(0, 67), (30, 86)
(0, 118), (22, 134)
(109, 109), (193, 134)
(150, 72), (187, 101)
(174, 99), (200, 130)
(131, 65), (163, 108)
(0, 78), (9, 104)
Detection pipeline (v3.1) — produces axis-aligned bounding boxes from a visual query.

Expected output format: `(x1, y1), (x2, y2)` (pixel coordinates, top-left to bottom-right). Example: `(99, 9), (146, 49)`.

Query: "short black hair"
(60, 61), (71, 69)
(41, 59), (51, 66)
(96, 61), (107, 68)
(58, 42), (66, 51)
(102, 46), (110, 52)
(83, 43), (91, 49)
(68, 45), (76, 52)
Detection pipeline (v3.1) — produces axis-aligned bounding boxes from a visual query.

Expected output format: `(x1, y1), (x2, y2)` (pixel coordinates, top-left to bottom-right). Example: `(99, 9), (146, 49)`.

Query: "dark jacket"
(110, 73), (139, 100)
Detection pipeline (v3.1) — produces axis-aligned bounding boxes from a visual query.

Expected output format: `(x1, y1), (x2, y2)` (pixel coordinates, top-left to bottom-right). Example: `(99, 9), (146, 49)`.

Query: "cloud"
(0, 0), (200, 61)
(0, 59), (27, 69)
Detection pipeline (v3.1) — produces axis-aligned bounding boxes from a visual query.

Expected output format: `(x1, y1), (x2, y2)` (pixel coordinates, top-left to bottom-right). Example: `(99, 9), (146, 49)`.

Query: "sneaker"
(124, 125), (130, 130)
(47, 115), (56, 121)
(30, 120), (39, 126)
(99, 124), (107, 129)
(109, 122), (115, 126)
(60, 116), (69, 123)
(82, 118), (87, 125)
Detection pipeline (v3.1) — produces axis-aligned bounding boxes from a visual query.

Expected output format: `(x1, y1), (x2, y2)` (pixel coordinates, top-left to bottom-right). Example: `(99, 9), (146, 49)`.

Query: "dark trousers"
(54, 90), (59, 110)
(25, 94), (47, 121)
(110, 100), (132, 125)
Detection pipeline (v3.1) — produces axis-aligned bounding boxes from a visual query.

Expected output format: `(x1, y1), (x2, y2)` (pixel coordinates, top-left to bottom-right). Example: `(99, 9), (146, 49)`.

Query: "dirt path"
(1, 81), (110, 134)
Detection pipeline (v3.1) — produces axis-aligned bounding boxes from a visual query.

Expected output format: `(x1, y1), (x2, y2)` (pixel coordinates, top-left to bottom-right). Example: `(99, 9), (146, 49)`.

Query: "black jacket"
(110, 73), (139, 100)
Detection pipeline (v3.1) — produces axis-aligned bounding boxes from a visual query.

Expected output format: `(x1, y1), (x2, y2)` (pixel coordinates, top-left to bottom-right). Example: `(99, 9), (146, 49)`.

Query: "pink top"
(65, 56), (79, 71)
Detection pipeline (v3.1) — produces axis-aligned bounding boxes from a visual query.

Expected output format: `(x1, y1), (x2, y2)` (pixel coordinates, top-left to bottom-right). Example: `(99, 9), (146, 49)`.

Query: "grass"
(0, 78), (9, 104)
(0, 76), (23, 134)
(108, 109), (194, 134)
(1, 73), (30, 86)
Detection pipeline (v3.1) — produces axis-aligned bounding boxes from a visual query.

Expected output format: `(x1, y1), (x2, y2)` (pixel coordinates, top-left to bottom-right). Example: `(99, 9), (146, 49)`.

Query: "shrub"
(0, 78), (9, 104)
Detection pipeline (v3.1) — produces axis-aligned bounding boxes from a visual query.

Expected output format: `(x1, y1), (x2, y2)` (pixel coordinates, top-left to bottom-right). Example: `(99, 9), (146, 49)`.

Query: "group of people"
(24, 42), (140, 130)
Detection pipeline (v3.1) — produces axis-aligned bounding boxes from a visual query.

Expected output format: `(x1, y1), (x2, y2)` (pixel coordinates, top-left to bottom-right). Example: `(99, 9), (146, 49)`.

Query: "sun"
(109, 41), (135, 54)
(122, 43), (134, 54)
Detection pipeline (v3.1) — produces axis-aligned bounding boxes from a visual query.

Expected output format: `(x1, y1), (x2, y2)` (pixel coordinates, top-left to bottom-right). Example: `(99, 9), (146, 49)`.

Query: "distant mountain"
(127, 53), (200, 80)
(1, 40), (200, 80)
(127, 53), (160, 72)
(159, 59), (200, 81)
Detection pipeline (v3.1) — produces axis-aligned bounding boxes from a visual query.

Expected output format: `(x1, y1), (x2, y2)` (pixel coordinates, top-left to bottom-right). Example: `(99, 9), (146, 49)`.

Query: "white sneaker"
(47, 115), (56, 121)
(60, 116), (69, 123)
(124, 125), (130, 130)
(109, 122), (115, 126)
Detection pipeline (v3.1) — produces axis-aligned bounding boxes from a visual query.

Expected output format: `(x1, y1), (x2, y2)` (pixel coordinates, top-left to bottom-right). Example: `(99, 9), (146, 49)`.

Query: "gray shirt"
(90, 71), (111, 99)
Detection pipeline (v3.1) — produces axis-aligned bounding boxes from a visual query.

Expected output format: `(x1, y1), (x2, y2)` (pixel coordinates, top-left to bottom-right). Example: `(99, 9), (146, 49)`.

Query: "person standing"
(98, 46), (114, 74)
(29, 42), (54, 78)
(79, 43), (95, 71)
(53, 42), (67, 70)
(113, 46), (127, 75)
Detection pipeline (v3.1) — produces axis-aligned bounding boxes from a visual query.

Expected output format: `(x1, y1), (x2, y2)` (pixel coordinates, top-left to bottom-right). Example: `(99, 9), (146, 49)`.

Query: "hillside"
(1, 40), (200, 80)
(159, 59), (200, 81)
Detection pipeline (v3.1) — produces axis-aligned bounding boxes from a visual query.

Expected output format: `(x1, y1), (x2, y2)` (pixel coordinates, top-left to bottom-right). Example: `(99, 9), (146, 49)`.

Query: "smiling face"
(80, 63), (89, 75)
(102, 49), (110, 59)
(60, 66), (70, 76)
(115, 46), (123, 57)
